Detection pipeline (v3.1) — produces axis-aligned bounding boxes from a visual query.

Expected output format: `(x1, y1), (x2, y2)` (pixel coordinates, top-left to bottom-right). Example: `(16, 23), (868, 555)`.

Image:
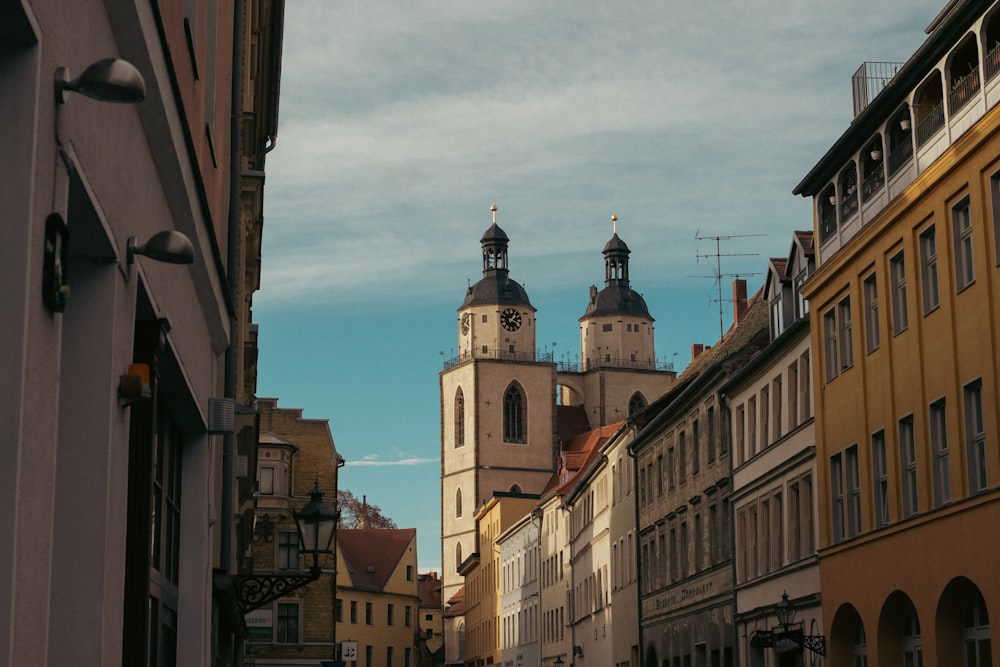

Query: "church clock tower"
(440, 205), (555, 603)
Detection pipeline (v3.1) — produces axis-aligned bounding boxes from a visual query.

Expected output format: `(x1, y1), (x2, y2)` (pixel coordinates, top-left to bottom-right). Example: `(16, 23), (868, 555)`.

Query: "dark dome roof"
(481, 222), (509, 243)
(462, 273), (533, 309)
(603, 233), (629, 253)
(581, 284), (651, 320)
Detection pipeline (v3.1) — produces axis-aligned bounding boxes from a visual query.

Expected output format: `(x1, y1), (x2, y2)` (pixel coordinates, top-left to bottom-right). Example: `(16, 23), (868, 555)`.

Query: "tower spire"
(612, 213), (618, 236)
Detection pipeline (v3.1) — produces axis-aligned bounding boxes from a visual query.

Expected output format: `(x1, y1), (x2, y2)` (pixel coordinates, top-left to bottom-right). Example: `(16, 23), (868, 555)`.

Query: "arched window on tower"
(510, 484), (522, 494)
(456, 488), (463, 518)
(503, 383), (526, 443)
(455, 388), (465, 448)
(629, 392), (647, 416)
(456, 542), (463, 572)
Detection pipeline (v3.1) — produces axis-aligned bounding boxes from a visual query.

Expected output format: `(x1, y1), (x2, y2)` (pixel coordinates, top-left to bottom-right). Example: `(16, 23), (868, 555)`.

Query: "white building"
(499, 513), (541, 667)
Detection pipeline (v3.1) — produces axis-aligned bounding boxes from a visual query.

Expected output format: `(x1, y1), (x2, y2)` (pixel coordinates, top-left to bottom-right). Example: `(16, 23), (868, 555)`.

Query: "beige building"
(633, 284), (768, 667)
(607, 425), (641, 667)
(419, 572), (445, 666)
(794, 1), (1000, 663)
(0, 0), (283, 664)
(247, 398), (344, 666)
(725, 234), (822, 666)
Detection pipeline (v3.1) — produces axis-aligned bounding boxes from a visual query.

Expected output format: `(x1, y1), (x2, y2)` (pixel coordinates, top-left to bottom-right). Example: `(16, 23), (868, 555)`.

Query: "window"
(692, 419), (700, 475)
(277, 530), (300, 570)
(259, 466), (275, 495)
(964, 379), (987, 494)
(930, 399), (950, 507)
(891, 251), (909, 334)
(405, 648), (412, 667)
(629, 392), (647, 416)
(839, 296), (854, 371)
(872, 430), (889, 528)
(679, 431), (687, 484)
(456, 488), (462, 518)
(456, 542), (463, 571)
(336, 599), (343, 622)
(900, 415), (918, 518)
(366, 601), (373, 625)
(351, 600), (358, 624)
(406, 564), (413, 581)
(772, 377), (782, 441)
(735, 405), (745, 465)
(902, 603), (923, 667)
(503, 383), (526, 443)
(760, 386), (770, 447)
(920, 225), (940, 313)
(800, 351), (811, 420)
(707, 406), (716, 463)
(405, 605), (412, 627)
(824, 307), (839, 381)
(387, 603), (395, 625)
(846, 445), (861, 538)
(455, 389), (465, 447)
(864, 273), (880, 352)
(602, 323), (613, 332)
(667, 445), (676, 491)
(276, 603), (300, 643)
(953, 197), (974, 290)
(747, 396), (757, 457)
(963, 588), (992, 666)
(387, 646), (394, 667)
(788, 362), (799, 428)
(831, 452), (845, 543)
(657, 454), (664, 497)
(366, 645), (373, 667)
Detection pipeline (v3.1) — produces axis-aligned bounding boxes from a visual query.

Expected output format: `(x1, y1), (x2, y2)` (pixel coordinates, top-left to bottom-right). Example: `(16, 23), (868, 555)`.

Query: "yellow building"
(336, 529), (421, 667)
(461, 493), (541, 667)
(794, 1), (1000, 663)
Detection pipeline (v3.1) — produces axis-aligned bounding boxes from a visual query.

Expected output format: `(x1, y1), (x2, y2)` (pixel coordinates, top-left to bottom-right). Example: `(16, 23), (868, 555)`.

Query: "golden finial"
(491, 203), (498, 224)
(611, 214), (618, 235)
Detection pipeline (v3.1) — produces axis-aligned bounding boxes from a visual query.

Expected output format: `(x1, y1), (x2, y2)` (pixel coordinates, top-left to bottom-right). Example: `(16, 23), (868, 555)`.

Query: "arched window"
(510, 484), (522, 494)
(455, 488), (463, 518)
(902, 601), (923, 666)
(503, 383), (526, 443)
(628, 392), (647, 416)
(963, 588), (991, 665)
(456, 542), (463, 571)
(852, 616), (867, 666)
(455, 388), (465, 448)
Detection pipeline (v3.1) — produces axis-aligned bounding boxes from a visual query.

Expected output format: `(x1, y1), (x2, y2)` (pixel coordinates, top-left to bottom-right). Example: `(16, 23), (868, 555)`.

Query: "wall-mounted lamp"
(870, 149), (882, 161)
(118, 362), (151, 405)
(753, 592), (826, 657)
(127, 231), (195, 266)
(900, 118), (911, 131)
(828, 195), (837, 206)
(553, 657), (564, 667)
(54, 58), (145, 105)
(573, 646), (584, 657)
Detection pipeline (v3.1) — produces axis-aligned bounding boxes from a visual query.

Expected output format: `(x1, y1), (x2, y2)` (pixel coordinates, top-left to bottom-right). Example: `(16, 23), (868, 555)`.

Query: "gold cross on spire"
(491, 203), (498, 224)
(611, 214), (618, 235)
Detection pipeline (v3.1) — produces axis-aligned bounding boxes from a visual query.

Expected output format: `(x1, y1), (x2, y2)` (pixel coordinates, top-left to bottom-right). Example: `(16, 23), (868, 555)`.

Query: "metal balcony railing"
(948, 66), (980, 114)
(887, 137), (913, 177)
(916, 102), (945, 146)
(987, 42), (1000, 82)
(861, 166), (885, 203)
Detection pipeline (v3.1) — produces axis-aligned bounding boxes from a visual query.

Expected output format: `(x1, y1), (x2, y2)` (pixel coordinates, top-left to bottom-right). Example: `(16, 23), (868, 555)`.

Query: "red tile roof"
(338, 528), (415, 592)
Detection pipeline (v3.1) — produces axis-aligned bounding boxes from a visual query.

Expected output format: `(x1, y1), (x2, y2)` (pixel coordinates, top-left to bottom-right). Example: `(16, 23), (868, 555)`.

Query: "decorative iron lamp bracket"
(236, 568), (322, 614)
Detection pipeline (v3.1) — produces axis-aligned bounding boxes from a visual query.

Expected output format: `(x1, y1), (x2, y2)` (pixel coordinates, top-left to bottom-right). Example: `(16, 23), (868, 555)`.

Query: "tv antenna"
(689, 231), (764, 339)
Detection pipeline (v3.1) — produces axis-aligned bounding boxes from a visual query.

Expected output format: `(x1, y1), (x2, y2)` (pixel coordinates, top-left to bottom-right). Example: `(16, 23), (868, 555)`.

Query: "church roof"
(581, 283), (651, 319)
(461, 273), (533, 309)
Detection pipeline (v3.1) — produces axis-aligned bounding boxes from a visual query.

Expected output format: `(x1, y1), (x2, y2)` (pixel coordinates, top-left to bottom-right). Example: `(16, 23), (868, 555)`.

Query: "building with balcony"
(794, 1), (1000, 663)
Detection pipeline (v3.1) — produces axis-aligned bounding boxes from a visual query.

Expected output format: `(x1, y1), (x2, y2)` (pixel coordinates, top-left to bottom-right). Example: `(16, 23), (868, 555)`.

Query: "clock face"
(500, 308), (522, 331)
(461, 312), (471, 335)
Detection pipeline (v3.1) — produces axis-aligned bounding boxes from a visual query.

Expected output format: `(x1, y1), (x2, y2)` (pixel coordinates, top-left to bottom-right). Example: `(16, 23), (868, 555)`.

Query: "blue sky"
(255, 1), (944, 574)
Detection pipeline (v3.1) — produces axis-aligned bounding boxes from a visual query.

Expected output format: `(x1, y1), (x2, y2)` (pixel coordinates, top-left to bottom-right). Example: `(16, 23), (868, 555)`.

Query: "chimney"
(733, 279), (748, 325)
(691, 343), (704, 361)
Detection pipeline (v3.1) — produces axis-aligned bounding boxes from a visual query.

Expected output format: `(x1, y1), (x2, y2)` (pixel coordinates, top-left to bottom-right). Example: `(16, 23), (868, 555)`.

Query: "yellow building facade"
(795, 2), (1000, 663)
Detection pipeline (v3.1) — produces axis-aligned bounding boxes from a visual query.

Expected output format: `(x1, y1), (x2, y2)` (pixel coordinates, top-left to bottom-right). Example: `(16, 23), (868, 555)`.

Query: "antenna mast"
(691, 231), (764, 339)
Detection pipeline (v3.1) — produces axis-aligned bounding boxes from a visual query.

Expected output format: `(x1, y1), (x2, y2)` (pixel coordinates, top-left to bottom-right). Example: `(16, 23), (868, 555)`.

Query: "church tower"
(440, 205), (557, 602)
(570, 215), (674, 426)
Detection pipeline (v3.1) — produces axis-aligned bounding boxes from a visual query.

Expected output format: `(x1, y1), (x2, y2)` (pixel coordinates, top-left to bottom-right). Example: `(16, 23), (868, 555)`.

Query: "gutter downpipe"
(222, 1), (245, 665)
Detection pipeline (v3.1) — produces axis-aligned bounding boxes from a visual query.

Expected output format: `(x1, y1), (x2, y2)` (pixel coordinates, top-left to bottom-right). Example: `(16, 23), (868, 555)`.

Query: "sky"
(255, 0), (945, 575)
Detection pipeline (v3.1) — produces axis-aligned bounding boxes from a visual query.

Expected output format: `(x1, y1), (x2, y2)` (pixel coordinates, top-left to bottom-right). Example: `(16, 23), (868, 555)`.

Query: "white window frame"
(953, 196), (975, 291)
(890, 251), (909, 334)
(930, 398), (950, 508)
(920, 225), (940, 314)
(864, 273), (880, 353)
(900, 416), (918, 518)
(964, 379), (987, 494)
